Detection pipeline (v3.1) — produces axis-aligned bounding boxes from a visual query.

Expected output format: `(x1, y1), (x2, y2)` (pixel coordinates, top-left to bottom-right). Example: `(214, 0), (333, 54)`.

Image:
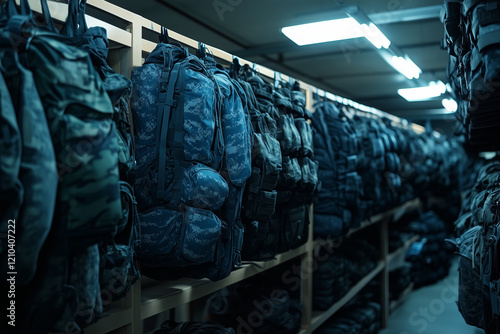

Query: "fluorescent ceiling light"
(398, 81), (447, 101)
(388, 56), (421, 79)
(281, 17), (363, 46)
(360, 23), (391, 49)
(281, 17), (390, 49)
(442, 98), (458, 112)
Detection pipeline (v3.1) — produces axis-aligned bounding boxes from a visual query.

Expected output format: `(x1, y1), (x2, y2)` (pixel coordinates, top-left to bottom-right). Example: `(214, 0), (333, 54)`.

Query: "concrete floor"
(380, 262), (485, 334)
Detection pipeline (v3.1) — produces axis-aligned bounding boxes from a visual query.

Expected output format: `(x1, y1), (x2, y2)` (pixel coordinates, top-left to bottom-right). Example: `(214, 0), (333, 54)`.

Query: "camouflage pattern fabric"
(0, 45), (58, 286)
(181, 163), (229, 210)
(0, 67), (22, 239)
(20, 34), (121, 247)
(137, 206), (222, 267)
(134, 163), (229, 212)
(53, 244), (102, 332)
(207, 62), (252, 187)
(204, 55), (252, 270)
(99, 241), (140, 305)
(132, 43), (242, 281)
(131, 44), (220, 171)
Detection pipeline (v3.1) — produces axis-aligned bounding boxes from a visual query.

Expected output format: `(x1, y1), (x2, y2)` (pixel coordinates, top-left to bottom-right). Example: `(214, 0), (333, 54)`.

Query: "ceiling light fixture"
(442, 98), (458, 112)
(281, 17), (363, 46)
(388, 56), (421, 79)
(360, 23), (391, 49)
(397, 81), (447, 102)
(281, 17), (390, 49)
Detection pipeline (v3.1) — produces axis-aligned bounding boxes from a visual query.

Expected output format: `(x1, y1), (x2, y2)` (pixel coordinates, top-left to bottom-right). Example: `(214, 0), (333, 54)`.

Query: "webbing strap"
(156, 62), (181, 200)
(170, 64), (186, 206)
(464, 0), (483, 14)
(478, 30), (500, 51)
(317, 103), (337, 168)
(470, 48), (482, 71)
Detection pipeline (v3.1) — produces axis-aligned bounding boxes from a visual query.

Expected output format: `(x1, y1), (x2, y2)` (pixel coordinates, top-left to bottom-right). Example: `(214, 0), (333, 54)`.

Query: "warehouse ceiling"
(110, 0), (453, 123)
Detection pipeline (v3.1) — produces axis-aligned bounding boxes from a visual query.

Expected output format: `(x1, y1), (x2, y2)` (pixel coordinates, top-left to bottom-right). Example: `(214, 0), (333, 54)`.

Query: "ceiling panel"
(324, 73), (410, 100)
(284, 50), (392, 79)
(110, 0), (454, 121)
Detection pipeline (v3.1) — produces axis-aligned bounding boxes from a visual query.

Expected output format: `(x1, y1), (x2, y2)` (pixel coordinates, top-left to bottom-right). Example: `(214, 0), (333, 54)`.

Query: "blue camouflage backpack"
(131, 35), (237, 280)
(199, 47), (253, 272)
(230, 61), (283, 260)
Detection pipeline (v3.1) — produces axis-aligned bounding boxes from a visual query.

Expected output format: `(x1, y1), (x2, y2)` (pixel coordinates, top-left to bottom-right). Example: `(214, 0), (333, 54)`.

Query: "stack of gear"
(447, 226), (483, 329)
(354, 115), (403, 220)
(271, 81), (319, 254)
(441, 0), (500, 151)
(230, 62), (318, 260)
(451, 159), (500, 333)
(454, 156), (487, 236)
(312, 100), (466, 239)
(200, 47), (253, 278)
(230, 64), (282, 260)
(313, 249), (351, 310)
(404, 211), (454, 288)
(315, 298), (382, 334)
(313, 239), (379, 310)
(0, 1), (141, 332)
(205, 282), (302, 334)
(312, 101), (361, 237)
(398, 129), (465, 202)
(388, 265), (412, 302)
(149, 321), (235, 334)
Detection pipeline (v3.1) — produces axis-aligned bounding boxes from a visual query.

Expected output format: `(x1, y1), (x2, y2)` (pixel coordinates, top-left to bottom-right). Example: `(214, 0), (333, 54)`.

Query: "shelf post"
(125, 281), (142, 334)
(379, 216), (390, 328)
(300, 205), (314, 333)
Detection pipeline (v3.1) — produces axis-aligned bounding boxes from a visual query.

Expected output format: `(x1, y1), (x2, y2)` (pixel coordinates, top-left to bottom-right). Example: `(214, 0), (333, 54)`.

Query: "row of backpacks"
(313, 238), (379, 311)
(1, 1), (318, 331)
(441, 0), (500, 151)
(131, 31), (319, 281)
(312, 100), (466, 239)
(450, 158), (500, 333)
(1, 0), (139, 333)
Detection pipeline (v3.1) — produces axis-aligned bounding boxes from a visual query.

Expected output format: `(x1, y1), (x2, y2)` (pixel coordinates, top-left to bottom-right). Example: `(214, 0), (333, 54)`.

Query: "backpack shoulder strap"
(156, 48), (182, 201)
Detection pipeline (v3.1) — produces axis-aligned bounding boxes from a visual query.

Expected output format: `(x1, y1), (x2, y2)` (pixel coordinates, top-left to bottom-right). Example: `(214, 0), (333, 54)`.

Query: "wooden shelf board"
(387, 234), (421, 264)
(141, 243), (308, 319)
(314, 199), (421, 249)
(308, 261), (384, 332)
(19, 0), (132, 47)
(84, 307), (133, 334)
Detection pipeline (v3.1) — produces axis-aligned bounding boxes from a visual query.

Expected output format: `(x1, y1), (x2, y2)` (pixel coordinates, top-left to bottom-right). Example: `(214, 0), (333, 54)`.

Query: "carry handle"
(60, 0), (79, 37)
(197, 41), (206, 60)
(4, 0), (30, 17)
(77, 0), (88, 33)
(61, 0), (88, 38)
(159, 26), (169, 43)
(23, 0), (57, 33)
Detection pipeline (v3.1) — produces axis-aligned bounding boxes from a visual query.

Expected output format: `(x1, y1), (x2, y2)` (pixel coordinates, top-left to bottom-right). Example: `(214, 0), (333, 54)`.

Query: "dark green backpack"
(12, 0), (121, 248)
(2, 0), (121, 332)
(0, 32), (59, 287)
